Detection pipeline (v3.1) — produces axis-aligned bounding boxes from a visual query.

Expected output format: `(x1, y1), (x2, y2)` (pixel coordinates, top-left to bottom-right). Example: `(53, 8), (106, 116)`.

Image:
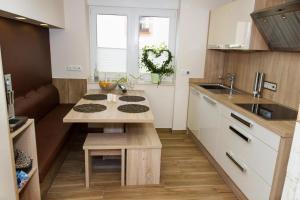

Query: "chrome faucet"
(226, 73), (236, 90)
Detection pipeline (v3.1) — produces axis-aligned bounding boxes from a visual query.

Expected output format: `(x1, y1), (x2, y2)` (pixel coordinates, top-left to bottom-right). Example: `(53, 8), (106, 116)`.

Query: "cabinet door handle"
(191, 88), (200, 96)
(203, 96), (216, 106)
(230, 113), (252, 128)
(229, 126), (251, 143)
(226, 44), (243, 49)
(226, 152), (247, 173)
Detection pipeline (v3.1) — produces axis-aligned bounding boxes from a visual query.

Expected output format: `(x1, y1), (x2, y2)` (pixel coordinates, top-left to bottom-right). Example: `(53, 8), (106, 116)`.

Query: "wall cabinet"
(187, 86), (289, 200)
(207, 0), (268, 50)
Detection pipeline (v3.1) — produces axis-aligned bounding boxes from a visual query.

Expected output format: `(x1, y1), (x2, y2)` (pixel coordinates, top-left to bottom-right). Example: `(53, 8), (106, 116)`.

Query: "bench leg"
(121, 149), (125, 186)
(85, 150), (91, 188)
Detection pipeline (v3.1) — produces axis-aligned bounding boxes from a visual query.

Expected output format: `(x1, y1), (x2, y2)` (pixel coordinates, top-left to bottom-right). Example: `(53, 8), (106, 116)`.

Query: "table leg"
(85, 149), (91, 188)
(121, 149), (125, 186)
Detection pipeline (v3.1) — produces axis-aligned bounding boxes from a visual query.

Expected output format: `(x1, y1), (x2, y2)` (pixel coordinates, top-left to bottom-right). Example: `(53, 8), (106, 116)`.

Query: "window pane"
(96, 15), (127, 73)
(139, 17), (170, 73)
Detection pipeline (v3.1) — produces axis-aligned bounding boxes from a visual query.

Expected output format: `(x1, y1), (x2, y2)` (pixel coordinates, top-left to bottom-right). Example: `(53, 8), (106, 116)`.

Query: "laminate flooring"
(45, 130), (237, 200)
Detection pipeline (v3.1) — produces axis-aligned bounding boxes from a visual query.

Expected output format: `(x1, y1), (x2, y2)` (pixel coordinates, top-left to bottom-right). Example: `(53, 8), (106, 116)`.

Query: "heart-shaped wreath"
(141, 45), (174, 85)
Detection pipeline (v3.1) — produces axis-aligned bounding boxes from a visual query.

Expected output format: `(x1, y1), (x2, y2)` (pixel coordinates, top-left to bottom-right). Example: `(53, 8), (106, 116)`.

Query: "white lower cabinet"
(197, 94), (219, 159)
(217, 140), (272, 200)
(187, 87), (201, 135)
(187, 87), (281, 200)
(219, 117), (278, 186)
(188, 87), (220, 159)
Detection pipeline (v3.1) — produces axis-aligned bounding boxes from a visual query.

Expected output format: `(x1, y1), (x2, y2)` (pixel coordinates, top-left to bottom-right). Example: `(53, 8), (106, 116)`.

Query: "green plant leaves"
(141, 45), (174, 84)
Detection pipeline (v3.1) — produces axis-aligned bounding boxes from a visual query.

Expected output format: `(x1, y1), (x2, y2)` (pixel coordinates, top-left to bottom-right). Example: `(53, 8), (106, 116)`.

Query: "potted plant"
(141, 45), (174, 85)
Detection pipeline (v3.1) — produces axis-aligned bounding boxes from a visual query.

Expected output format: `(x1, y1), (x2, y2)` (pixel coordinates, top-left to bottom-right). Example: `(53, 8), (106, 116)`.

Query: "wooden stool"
(83, 133), (126, 188)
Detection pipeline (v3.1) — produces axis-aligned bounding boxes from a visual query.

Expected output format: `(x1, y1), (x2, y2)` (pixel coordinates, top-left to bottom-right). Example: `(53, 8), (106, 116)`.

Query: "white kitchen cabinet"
(187, 86), (287, 200)
(197, 94), (219, 158)
(207, 0), (267, 50)
(187, 87), (201, 135)
(188, 88), (220, 159)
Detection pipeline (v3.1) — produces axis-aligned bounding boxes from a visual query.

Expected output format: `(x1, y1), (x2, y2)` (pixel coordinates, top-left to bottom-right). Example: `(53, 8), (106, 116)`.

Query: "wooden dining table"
(63, 89), (161, 186)
(63, 89), (154, 124)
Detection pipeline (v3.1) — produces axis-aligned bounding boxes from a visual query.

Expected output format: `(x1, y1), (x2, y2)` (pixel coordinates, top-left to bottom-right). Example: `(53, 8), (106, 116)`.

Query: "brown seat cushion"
(35, 104), (74, 180)
(14, 84), (59, 121)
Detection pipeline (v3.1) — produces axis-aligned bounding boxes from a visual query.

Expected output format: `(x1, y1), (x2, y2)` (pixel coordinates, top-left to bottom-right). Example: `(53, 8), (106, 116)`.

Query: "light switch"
(66, 65), (82, 72)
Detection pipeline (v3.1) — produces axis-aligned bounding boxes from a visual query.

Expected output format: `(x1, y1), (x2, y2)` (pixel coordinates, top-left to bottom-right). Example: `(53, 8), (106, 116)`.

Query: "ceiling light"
(15, 16), (26, 20)
(40, 23), (48, 27)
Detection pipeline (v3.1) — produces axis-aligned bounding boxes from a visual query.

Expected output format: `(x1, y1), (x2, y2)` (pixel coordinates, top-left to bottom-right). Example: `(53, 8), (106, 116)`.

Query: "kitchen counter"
(190, 83), (296, 138)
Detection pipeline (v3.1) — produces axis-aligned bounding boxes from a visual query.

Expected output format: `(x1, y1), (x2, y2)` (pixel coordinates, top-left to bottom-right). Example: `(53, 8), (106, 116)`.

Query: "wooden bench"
(83, 123), (162, 187)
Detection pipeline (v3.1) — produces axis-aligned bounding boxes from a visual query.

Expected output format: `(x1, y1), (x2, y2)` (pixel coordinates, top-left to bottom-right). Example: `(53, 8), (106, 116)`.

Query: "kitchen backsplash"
(222, 51), (300, 110)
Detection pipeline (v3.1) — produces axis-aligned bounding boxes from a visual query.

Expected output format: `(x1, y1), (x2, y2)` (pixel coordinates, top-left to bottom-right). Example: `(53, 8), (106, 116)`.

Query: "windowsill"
(87, 79), (175, 86)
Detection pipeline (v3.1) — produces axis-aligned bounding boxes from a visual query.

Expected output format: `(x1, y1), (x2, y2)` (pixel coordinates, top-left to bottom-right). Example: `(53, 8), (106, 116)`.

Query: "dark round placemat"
(83, 94), (107, 100)
(73, 104), (107, 113)
(119, 95), (145, 102)
(117, 104), (149, 113)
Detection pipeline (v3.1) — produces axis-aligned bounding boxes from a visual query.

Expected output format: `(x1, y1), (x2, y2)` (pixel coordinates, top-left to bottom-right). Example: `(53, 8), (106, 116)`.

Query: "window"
(139, 17), (170, 74)
(90, 7), (177, 82)
(96, 15), (127, 73)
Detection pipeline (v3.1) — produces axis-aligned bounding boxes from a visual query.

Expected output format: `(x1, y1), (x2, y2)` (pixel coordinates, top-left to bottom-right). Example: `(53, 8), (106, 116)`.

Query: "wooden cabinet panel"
(126, 148), (161, 185)
(52, 78), (87, 104)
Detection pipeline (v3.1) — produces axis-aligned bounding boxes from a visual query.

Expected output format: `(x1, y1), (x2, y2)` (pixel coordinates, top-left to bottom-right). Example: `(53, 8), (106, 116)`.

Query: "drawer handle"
(226, 152), (247, 173)
(229, 126), (251, 143)
(203, 96), (216, 106)
(230, 113), (252, 128)
(191, 88), (200, 96)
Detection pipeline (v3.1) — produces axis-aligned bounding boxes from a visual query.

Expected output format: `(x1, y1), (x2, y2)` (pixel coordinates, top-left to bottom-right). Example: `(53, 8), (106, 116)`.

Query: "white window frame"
(89, 6), (177, 83)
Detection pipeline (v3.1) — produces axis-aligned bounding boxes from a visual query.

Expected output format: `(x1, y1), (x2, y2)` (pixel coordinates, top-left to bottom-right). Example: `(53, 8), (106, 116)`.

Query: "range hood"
(251, 0), (300, 51)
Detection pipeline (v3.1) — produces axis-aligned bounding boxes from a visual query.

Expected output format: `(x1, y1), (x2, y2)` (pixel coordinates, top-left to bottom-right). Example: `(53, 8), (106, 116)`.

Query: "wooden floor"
(45, 130), (237, 200)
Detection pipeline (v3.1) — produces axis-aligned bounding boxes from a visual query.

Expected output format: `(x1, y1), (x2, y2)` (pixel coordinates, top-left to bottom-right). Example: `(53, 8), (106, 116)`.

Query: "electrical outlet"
(264, 81), (277, 91)
(66, 65), (82, 71)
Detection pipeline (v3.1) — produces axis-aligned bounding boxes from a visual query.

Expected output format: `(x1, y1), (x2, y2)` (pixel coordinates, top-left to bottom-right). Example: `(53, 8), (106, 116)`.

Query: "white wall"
(0, 0), (64, 28)
(50, 0), (90, 79)
(49, 0), (229, 129)
(172, 0), (231, 130)
(0, 49), (17, 200)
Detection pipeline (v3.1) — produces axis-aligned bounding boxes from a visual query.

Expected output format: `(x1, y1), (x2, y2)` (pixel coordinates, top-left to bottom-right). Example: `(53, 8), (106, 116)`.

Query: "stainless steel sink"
(199, 83), (241, 95)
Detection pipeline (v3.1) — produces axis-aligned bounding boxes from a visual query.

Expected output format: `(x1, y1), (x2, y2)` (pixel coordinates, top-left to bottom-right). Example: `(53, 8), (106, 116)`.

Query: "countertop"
(190, 83), (296, 138)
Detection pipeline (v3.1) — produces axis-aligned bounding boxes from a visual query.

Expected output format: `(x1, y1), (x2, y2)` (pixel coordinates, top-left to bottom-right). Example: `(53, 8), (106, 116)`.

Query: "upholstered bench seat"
(15, 84), (73, 181)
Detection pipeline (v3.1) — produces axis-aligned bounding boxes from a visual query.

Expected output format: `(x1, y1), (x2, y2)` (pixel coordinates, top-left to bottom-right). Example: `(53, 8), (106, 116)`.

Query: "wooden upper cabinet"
(207, 0), (269, 51)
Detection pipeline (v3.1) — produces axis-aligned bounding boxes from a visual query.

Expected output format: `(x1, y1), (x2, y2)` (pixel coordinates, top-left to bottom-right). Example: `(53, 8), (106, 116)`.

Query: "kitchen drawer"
(218, 103), (280, 151)
(219, 117), (278, 186)
(217, 137), (271, 200)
